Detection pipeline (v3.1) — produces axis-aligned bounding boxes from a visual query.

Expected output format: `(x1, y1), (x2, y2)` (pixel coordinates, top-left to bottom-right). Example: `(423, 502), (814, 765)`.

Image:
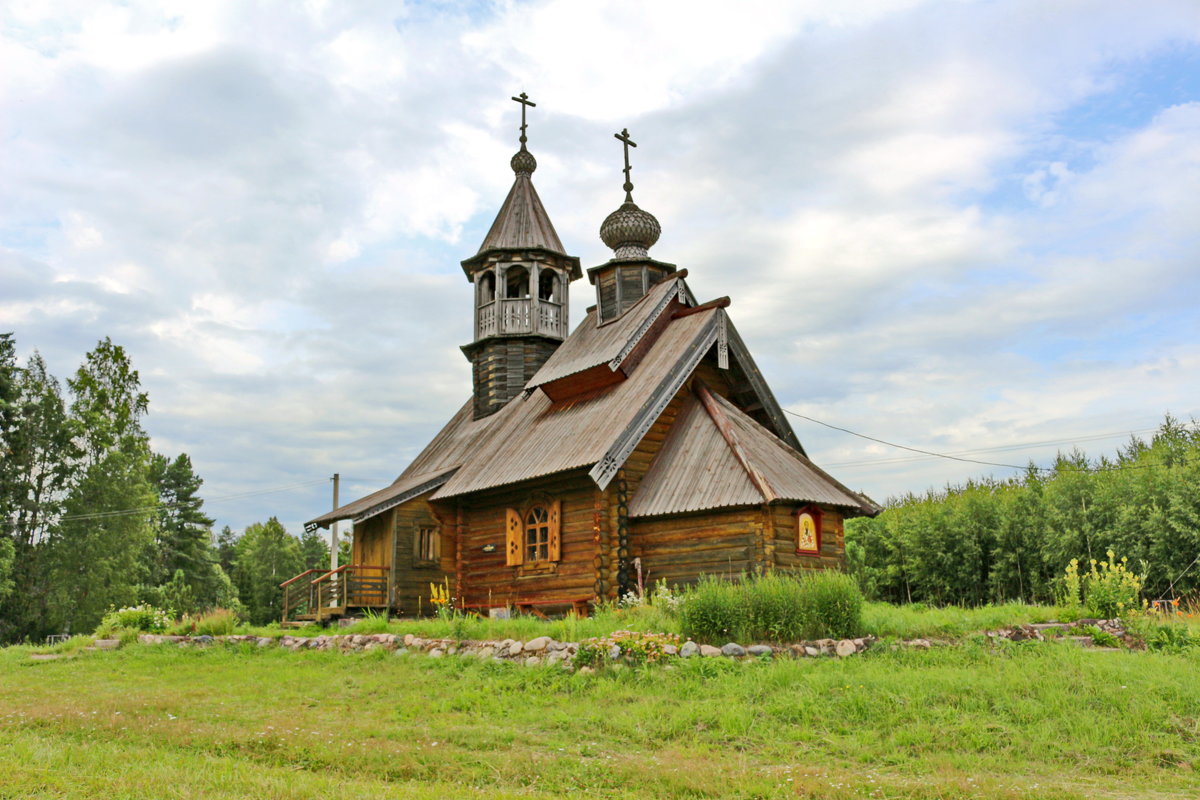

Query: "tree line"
(0, 333), (331, 643)
(845, 417), (1200, 606)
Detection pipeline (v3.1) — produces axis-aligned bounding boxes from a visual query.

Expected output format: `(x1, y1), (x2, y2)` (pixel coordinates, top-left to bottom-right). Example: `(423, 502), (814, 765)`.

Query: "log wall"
(350, 494), (454, 616)
(445, 469), (600, 609)
(628, 506), (764, 588)
(770, 504), (846, 573)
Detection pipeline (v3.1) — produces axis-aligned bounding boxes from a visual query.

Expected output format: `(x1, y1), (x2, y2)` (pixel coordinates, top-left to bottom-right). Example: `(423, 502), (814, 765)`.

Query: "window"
(505, 500), (561, 566)
(414, 525), (439, 566)
(505, 265), (530, 298)
(538, 269), (559, 302)
(525, 506), (550, 562)
(478, 271), (496, 304)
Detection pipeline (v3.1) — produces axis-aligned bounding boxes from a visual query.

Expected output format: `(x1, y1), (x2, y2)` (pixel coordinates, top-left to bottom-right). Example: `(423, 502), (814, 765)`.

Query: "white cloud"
(3, 0), (1200, 530)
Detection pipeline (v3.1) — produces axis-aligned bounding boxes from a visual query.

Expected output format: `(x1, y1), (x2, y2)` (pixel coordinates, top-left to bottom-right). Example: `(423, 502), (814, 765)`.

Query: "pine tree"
(49, 339), (156, 634)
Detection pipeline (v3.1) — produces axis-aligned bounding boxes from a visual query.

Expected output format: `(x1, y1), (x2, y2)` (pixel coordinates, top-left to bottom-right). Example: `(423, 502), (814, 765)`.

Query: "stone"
(525, 656), (542, 667)
(608, 644), (622, 660)
(835, 640), (858, 657)
(477, 646), (495, 659)
(907, 639), (931, 649)
(546, 651), (564, 664)
(721, 642), (746, 657)
(804, 646), (821, 657)
(256, 638), (273, 648)
(193, 635), (213, 646)
(524, 636), (552, 652)
(747, 645), (773, 658)
(699, 644), (722, 657)
(29, 653), (64, 661)
(577, 666), (594, 675)
(393, 647), (408, 657)
(429, 648), (444, 658)
(404, 633), (416, 646)
(680, 641), (699, 658)
(663, 644), (678, 656)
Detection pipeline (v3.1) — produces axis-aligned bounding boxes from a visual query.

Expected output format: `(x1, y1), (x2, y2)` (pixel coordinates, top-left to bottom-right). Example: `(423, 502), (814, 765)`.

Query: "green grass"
(2, 636), (1198, 798)
(241, 601), (1100, 645)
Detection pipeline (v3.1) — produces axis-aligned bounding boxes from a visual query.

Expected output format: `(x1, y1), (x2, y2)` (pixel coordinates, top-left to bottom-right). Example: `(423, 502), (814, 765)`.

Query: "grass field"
(2, 636), (1198, 799)
(230, 601), (1087, 644)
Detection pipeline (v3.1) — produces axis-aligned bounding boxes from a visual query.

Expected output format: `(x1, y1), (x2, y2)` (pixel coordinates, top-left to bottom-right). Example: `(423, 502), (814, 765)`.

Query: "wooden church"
(290, 96), (875, 621)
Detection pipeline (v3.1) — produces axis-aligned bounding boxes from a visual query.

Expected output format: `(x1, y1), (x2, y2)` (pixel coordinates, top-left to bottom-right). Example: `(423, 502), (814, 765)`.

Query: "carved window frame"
(505, 493), (562, 572)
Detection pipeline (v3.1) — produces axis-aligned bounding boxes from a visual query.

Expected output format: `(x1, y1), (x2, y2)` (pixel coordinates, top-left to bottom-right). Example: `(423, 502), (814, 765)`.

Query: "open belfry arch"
(293, 95), (876, 622)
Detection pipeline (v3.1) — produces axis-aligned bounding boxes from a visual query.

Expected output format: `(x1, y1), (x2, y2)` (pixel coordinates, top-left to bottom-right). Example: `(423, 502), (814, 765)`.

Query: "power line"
(56, 477), (331, 523)
(823, 427), (1160, 469)
(782, 408), (1177, 473)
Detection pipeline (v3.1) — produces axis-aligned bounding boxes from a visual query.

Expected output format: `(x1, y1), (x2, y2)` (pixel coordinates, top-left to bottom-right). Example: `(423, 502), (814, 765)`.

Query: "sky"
(3, 0), (1199, 540)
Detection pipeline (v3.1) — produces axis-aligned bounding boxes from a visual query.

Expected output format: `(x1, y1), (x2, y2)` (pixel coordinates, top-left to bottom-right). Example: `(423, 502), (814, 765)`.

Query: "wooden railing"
(280, 565), (392, 623)
(475, 298), (566, 339)
(280, 568), (322, 624)
(309, 565), (391, 622)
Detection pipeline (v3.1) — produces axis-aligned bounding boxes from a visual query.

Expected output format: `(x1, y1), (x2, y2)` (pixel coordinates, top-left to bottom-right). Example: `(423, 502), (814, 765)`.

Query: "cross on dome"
(615, 127), (637, 202)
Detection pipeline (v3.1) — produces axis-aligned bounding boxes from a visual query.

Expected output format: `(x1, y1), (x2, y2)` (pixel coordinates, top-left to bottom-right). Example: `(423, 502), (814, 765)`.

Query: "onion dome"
(600, 201), (661, 259)
(510, 146), (537, 177)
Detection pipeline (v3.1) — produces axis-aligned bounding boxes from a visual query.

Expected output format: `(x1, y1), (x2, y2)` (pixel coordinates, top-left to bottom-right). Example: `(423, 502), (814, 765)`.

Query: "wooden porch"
(280, 565), (390, 624)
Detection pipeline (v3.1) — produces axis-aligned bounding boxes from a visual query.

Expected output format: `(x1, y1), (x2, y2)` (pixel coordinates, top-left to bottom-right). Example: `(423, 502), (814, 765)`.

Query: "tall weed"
(679, 571), (863, 643)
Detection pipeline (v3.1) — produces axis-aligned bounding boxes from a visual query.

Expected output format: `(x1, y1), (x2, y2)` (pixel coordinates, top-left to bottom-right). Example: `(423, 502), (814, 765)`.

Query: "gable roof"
(627, 387), (875, 518)
(524, 275), (685, 390)
(305, 400), (499, 530)
(433, 306), (723, 499)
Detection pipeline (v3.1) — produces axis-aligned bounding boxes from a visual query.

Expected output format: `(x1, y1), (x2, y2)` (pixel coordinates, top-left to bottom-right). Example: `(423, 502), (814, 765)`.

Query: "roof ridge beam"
(694, 382), (778, 503)
(672, 296), (730, 319)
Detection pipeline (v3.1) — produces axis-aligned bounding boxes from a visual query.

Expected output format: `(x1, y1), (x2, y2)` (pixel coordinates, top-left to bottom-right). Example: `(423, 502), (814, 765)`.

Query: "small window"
(598, 271), (617, 321)
(538, 269), (559, 302)
(618, 266), (644, 312)
(525, 506), (551, 562)
(414, 525), (439, 566)
(478, 271), (496, 304)
(505, 265), (530, 299)
(505, 501), (561, 566)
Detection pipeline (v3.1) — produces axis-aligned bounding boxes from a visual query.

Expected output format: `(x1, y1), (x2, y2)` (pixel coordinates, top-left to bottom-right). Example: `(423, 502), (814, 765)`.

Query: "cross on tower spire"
(512, 92), (536, 149)
(615, 127), (637, 202)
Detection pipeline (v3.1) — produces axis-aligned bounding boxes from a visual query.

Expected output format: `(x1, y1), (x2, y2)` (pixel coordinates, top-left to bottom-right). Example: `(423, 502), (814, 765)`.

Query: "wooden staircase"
(280, 565), (391, 624)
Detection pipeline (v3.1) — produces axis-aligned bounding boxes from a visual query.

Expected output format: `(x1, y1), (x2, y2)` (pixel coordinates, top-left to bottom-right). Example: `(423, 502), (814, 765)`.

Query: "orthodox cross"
(615, 127), (637, 202)
(512, 92), (536, 147)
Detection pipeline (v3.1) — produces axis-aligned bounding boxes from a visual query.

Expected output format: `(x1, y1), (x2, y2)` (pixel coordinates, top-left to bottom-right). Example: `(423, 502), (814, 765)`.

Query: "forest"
(0, 333), (330, 644)
(846, 417), (1200, 606)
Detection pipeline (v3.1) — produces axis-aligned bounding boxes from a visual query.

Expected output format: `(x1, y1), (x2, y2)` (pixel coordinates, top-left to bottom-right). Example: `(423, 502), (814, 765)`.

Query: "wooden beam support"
(671, 295), (730, 319)
(694, 381), (778, 503)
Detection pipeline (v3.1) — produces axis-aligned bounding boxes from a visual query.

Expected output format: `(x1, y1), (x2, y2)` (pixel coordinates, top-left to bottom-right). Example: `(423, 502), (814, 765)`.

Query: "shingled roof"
(304, 275), (859, 529)
(627, 389), (875, 518)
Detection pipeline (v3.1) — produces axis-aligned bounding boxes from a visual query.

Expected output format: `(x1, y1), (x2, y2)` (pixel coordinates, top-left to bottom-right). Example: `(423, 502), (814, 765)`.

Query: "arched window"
(505, 265), (530, 299)
(478, 271), (496, 304)
(525, 506), (550, 562)
(538, 269), (559, 302)
(504, 500), (561, 566)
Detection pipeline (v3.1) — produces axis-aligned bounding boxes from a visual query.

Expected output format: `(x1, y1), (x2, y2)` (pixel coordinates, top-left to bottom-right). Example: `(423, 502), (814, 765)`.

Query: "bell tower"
(460, 94), (581, 419)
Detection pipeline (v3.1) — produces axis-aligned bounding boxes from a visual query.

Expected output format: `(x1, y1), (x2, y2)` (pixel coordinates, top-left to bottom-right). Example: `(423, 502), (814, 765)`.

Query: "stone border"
(134, 631), (881, 668)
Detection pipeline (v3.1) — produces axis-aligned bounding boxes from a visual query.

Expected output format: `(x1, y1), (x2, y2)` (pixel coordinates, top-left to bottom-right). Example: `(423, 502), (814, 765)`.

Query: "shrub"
(193, 608), (237, 637)
(1082, 551), (1143, 618)
(679, 571), (864, 643)
(95, 605), (170, 638)
(677, 575), (749, 643)
(801, 571), (864, 639)
(1142, 622), (1198, 653)
(576, 630), (681, 667)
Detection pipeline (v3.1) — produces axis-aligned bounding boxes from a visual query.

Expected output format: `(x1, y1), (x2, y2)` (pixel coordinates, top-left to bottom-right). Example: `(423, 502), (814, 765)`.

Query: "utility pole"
(330, 473), (340, 573)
